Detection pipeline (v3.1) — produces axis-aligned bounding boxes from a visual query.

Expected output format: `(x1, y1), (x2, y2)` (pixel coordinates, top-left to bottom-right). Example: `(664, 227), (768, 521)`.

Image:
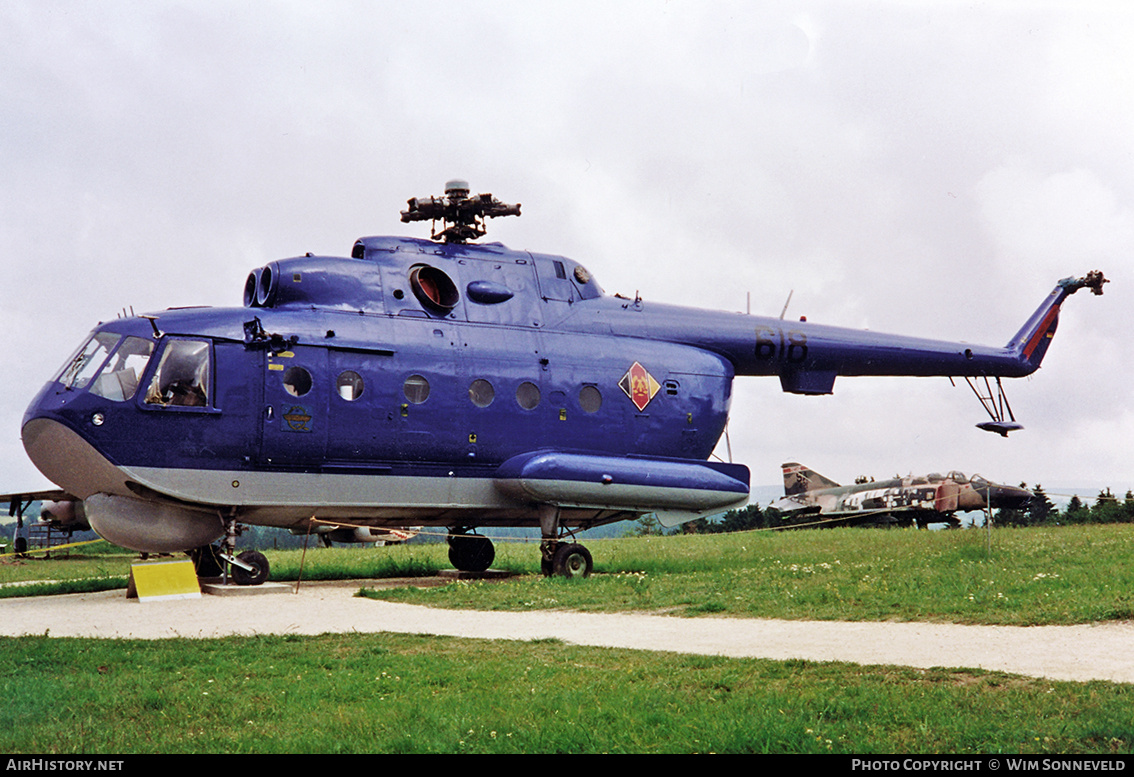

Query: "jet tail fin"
(1006, 271), (1107, 371)
(781, 462), (841, 496)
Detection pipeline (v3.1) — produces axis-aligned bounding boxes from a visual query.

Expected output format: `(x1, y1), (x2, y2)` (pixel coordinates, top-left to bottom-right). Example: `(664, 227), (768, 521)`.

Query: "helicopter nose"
(21, 417), (125, 500)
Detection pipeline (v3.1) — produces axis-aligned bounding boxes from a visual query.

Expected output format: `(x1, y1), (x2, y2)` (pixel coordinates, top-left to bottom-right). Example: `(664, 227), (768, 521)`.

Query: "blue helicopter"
(15, 180), (1106, 582)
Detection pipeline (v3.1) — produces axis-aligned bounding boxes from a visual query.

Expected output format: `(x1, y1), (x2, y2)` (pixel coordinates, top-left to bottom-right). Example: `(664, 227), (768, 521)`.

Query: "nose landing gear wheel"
(231, 549), (270, 586)
(552, 543), (592, 579)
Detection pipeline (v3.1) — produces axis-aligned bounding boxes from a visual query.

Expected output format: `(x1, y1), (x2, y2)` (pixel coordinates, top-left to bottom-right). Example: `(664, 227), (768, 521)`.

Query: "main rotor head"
(400, 179), (521, 244)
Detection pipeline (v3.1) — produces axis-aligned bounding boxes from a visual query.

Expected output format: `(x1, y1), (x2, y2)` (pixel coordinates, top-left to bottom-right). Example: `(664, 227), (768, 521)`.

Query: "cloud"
(977, 159), (1134, 270)
(2, 1), (1132, 496)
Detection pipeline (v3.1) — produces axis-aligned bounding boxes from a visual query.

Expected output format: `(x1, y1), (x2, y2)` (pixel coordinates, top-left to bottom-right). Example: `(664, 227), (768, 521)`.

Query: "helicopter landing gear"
(447, 530), (495, 572)
(539, 506), (593, 579)
(551, 543), (593, 579)
(231, 550), (270, 586)
(190, 544), (225, 577)
(215, 513), (270, 586)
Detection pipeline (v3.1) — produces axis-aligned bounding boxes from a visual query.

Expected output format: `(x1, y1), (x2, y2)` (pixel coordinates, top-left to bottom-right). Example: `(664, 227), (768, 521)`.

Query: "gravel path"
(3, 580), (1133, 685)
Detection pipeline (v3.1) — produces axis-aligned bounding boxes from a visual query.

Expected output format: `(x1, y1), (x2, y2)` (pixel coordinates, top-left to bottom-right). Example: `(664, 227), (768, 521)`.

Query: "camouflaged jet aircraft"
(770, 462), (1034, 528)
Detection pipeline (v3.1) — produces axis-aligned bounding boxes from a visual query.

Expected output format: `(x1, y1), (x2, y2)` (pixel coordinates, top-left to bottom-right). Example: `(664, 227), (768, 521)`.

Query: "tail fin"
(782, 462), (841, 496)
(1007, 271), (1107, 371)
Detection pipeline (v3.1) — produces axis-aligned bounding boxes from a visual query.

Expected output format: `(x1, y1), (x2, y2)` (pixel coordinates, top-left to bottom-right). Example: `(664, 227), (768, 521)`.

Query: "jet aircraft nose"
(990, 484), (1033, 509)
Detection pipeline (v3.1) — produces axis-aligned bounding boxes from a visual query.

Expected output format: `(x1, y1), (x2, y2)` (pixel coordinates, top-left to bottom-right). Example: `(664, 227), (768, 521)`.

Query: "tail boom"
(1006, 271), (1107, 371)
(609, 271), (1106, 394)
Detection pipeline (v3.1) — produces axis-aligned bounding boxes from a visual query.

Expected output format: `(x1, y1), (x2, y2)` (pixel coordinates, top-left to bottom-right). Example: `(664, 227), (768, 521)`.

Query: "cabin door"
(258, 346), (329, 467)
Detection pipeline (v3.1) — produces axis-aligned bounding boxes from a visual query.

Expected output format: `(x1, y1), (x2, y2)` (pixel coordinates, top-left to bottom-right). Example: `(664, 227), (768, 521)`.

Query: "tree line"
(994, 485), (1134, 527)
(627, 484), (1134, 536)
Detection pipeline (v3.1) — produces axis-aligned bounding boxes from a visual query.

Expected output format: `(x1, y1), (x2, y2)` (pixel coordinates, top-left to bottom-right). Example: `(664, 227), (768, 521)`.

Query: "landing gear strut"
(539, 506), (593, 579)
(216, 513), (270, 586)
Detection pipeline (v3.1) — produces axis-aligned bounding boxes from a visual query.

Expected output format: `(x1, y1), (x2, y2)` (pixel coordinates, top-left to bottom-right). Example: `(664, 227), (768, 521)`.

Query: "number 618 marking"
(754, 327), (808, 363)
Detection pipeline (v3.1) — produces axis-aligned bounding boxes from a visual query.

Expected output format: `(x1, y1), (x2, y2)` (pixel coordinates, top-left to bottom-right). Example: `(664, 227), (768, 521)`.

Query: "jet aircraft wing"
(768, 496), (822, 515)
(3, 489), (71, 508)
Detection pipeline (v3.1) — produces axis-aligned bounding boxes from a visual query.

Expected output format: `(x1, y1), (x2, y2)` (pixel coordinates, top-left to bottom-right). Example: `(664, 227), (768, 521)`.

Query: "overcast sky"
(3, 1), (1132, 502)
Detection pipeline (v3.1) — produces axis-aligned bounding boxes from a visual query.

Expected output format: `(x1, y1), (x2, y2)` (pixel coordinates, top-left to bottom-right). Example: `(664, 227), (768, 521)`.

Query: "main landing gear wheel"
(537, 506), (595, 579)
(190, 544), (225, 578)
(448, 533), (495, 572)
(552, 543), (593, 579)
(231, 549), (270, 586)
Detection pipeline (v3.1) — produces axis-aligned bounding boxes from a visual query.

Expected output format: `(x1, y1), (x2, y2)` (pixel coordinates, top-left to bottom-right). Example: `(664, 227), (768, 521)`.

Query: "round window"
(337, 371), (364, 401)
(516, 381), (541, 410)
(579, 385), (602, 413)
(283, 366), (313, 397)
(403, 374), (430, 404)
(469, 379), (495, 408)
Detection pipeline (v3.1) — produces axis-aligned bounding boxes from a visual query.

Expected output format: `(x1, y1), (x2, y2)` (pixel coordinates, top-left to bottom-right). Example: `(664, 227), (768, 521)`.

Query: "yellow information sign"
(126, 559), (201, 601)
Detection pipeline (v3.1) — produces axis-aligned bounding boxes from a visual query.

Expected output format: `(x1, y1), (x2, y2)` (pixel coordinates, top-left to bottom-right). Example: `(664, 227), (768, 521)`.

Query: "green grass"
(359, 525), (1134, 626)
(6, 525), (1134, 625)
(1, 633), (1131, 754)
(0, 544), (131, 598)
(5, 525), (1134, 753)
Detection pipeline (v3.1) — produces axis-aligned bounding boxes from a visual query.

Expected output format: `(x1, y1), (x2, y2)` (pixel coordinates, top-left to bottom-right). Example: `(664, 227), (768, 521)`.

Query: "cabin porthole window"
(283, 366), (313, 397)
(337, 371), (364, 401)
(469, 379), (495, 408)
(403, 374), (430, 404)
(579, 385), (602, 413)
(516, 381), (540, 410)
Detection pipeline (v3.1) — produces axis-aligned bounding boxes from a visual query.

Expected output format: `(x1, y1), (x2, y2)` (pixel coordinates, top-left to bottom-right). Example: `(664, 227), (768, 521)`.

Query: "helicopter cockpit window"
(948, 471), (969, 483)
(145, 339), (211, 407)
(90, 337), (154, 402)
(58, 332), (121, 390)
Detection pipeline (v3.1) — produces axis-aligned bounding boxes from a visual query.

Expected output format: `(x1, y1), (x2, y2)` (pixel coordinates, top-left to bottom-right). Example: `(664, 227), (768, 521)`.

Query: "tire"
(552, 543), (592, 579)
(231, 550), (270, 586)
(448, 534), (494, 572)
(190, 544), (225, 578)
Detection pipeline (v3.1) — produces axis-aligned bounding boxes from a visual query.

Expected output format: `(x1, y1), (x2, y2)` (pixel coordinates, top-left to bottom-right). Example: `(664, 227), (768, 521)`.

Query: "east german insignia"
(281, 405), (313, 433)
(619, 362), (661, 411)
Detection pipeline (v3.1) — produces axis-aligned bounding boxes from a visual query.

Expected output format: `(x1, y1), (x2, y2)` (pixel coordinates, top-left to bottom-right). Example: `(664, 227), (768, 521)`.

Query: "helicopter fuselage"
(20, 234), (1099, 556)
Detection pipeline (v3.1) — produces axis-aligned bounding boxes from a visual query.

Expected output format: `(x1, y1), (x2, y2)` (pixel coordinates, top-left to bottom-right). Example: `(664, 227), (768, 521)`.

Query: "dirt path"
(3, 581), (1133, 684)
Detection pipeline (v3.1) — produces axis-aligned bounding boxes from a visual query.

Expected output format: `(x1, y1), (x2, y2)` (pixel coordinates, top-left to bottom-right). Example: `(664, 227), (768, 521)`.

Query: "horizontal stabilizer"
(768, 496), (822, 516)
(976, 420), (1025, 437)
